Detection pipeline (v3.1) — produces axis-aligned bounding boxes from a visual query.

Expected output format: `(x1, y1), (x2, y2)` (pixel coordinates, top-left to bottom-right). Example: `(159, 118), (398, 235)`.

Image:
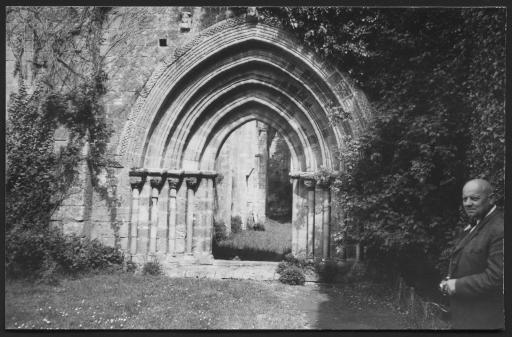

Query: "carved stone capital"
(303, 179), (316, 190)
(316, 178), (331, 188)
(129, 176), (144, 189)
(150, 177), (162, 188)
(167, 177), (181, 190)
(185, 176), (199, 190)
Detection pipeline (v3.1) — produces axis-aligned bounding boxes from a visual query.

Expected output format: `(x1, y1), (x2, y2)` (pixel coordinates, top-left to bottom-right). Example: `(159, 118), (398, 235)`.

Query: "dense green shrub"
(6, 226), (124, 280)
(264, 7), (505, 284)
(276, 261), (288, 275)
(142, 260), (163, 276)
(51, 234), (124, 274)
(6, 226), (54, 279)
(231, 215), (242, 234)
(278, 265), (305, 285)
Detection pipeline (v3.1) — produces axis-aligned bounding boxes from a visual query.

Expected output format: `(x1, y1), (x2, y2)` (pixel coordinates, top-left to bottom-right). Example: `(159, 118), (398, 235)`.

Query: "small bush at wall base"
(6, 226), (124, 280)
(142, 260), (163, 276)
(278, 265), (306, 285)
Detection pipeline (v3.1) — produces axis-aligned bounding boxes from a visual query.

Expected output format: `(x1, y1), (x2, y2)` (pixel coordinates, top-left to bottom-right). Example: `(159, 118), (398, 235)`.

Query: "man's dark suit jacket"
(448, 208), (504, 329)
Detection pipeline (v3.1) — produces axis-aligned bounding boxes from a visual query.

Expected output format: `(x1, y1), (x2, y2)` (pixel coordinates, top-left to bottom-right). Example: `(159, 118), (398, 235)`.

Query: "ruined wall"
(6, 7), (364, 261)
(5, 7), (240, 245)
(89, 7), (232, 245)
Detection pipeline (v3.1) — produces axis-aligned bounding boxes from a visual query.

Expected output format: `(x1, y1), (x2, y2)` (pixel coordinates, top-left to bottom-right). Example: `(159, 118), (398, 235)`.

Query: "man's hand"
(445, 279), (456, 295)
(439, 278), (456, 295)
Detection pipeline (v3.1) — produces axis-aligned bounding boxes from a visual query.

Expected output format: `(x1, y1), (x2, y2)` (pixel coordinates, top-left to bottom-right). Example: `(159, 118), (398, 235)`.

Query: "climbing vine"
(6, 6), (113, 229)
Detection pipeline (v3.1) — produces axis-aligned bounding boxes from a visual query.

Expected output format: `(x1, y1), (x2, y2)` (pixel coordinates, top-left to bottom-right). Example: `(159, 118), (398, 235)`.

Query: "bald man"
(440, 179), (504, 329)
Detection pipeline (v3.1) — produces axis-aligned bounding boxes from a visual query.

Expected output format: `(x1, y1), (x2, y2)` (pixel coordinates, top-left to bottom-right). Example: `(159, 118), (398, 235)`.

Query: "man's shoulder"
(486, 208), (503, 235)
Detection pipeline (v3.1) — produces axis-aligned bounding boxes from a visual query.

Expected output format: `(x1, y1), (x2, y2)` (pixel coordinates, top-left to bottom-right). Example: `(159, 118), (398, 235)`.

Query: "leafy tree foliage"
(264, 7), (505, 283)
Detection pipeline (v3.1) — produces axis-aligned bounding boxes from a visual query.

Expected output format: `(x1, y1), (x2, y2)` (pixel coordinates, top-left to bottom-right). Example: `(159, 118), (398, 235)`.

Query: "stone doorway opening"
(212, 120), (292, 261)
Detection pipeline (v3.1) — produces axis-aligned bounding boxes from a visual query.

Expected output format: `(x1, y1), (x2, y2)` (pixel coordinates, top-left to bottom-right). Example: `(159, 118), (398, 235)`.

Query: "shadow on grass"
(310, 264), (450, 329)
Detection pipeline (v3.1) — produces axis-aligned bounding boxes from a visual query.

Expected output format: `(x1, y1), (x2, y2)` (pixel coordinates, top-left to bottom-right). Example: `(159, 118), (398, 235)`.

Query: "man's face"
(462, 182), (493, 220)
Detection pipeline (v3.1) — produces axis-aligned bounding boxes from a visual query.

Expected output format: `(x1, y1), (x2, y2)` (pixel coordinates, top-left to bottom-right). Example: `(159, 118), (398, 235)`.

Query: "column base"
(195, 253), (214, 265)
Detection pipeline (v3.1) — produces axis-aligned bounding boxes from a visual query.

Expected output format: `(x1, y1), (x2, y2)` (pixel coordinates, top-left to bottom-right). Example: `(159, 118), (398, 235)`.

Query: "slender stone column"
(129, 176), (144, 255)
(256, 122), (268, 223)
(137, 179), (151, 254)
(185, 176), (199, 255)
(149, 177), (162, 254)
(303, 178), (316, 258)
(320, 183), (331, 259)
(167, 177), (180, 256)
(204, 176), (214, 254)
(314, 184), (324, 259)
(290, 177), (299, 255)
(291, 176), (308, 257)
(157, 177), (169, 253)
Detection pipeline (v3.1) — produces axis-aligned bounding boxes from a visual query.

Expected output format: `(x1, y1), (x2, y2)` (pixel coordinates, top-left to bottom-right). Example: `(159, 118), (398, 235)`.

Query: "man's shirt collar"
(464, 205), (497, 233)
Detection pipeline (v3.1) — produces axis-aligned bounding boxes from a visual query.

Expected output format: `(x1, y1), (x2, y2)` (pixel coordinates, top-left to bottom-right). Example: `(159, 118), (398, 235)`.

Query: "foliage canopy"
(264, 7), (505, 282)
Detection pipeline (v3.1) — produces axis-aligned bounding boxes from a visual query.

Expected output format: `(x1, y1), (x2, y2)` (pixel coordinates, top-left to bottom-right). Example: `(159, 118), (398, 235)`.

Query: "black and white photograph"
(5, 5), (506, 330)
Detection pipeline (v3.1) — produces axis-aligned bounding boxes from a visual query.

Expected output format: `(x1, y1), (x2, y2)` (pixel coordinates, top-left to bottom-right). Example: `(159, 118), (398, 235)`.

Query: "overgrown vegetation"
(264, 7), (505, 289)
(142, 260), (163, 276)
(6, 227), (124, 282)
(6, 7), (115, 280)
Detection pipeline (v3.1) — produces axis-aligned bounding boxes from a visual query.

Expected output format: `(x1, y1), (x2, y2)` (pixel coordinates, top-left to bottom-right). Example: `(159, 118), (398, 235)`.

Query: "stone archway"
(117, 15), (371, 265)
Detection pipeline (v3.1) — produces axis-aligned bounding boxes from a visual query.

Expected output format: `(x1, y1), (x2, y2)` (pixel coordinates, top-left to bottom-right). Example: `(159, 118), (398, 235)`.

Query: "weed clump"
(278, 265), (305, 285)
(276, 253), (307, 285)
(142, 260), (163, 276)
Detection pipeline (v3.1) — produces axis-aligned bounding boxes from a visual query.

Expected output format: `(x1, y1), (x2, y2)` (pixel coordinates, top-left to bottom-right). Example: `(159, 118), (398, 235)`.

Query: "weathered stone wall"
(6, 7), (372, 263)
(89, 7), (228, 245)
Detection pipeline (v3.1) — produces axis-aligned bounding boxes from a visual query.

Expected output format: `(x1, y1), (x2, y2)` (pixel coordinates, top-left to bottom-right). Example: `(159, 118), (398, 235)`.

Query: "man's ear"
(488, 192), (496, 205)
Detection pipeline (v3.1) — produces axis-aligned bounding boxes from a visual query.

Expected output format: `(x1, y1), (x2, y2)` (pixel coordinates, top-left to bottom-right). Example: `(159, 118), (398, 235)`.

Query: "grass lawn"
(213, 219), (292, 261)
(5, 273), (308, 329)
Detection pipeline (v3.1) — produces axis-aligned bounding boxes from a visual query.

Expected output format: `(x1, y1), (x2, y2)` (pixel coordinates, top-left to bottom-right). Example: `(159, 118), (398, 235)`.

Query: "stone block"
(63, 221), (84, 236)
(59, 205), (85, 221)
